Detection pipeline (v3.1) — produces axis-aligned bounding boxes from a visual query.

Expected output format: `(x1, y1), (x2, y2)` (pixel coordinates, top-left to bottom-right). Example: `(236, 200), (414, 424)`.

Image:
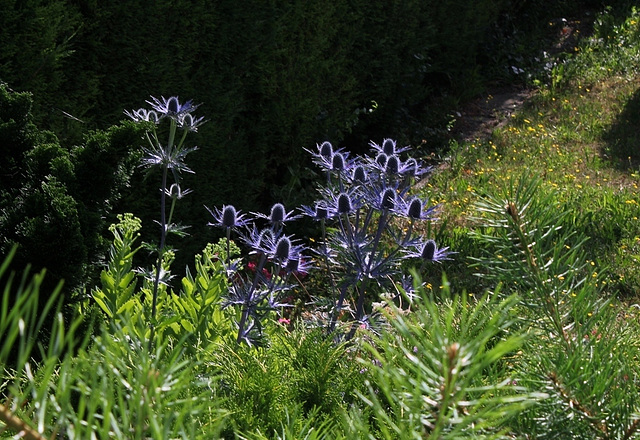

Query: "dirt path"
(450, 86), (534, 142)
(450, 16), (590, 143)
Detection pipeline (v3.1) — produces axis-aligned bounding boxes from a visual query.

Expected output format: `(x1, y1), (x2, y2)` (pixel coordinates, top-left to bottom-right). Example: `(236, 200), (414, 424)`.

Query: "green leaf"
(116, 298), (140, 315)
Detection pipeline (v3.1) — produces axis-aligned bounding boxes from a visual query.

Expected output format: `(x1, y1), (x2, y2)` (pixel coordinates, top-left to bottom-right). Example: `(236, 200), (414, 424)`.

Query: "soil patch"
(450, 87), (533, 142)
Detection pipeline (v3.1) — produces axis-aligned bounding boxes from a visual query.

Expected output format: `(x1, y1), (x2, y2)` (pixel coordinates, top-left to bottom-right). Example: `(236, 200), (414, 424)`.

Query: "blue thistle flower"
(406, 239), (453, 263)
(146, 95), (200, 119)
(381, 188), (397, 210)
(369, 138), (410, 155)
(337, 192), (353, 214)
(164, 183), (192, 200)
(274, 236), (292, 261)
(382, 138), (396, 155)
(241, 227), (280, 256)
(352, 164), (368, 183)
(396, 196), (438, 220)
(385, 154), (400, 175)
(319, 141), (333, 158)
(124, 107), (160, 123)
(285, 254), (312, 276)
(139, 142), (198, 176)
(375, 152), (388, 168)
(206, 204), (251, 230)
(253, 203), (301, 230)
(299, 202), (332, 220)
(269, 234), (305, 264)
(177, 112), (207, 132)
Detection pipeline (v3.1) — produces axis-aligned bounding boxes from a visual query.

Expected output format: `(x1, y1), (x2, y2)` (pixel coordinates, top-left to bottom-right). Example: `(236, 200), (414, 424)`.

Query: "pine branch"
(0, 402), (46, 440)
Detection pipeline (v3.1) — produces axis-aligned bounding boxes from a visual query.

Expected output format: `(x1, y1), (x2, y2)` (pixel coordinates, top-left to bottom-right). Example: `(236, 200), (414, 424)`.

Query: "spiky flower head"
(299, 202), (332, 221)
(375, 153), (388, 168)
(241, 226), (276, 255)
(139, 142), (197, 175)
(369, 138), (411, 155)
(270, 203), (286, 224)
(206, 204), (251, 230)
(406, 239), (453, 263)
(381, 188), (397, 210)
(332, 152), (346, 171)
(165, 183), (192, 200)
(285, 254), (312, 276)
(274, 236), (292, 261)
(352, 165), (367, 183)
(253, 203), (301, 229)
(397, 196), (438, 221)
(385, 154), (400, 175)
(319, 141), (333, 158)
(337, 192), (353, 214)
(124, 107), (160, 123)
(178, 112), (207, 132)
(146, 95), (200, 119)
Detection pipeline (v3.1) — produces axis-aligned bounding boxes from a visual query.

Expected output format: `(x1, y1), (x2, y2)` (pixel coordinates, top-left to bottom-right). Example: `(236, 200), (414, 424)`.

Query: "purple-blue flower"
(299, 201), (333, 221)
(177, 112), (207, 132)
(124, 107), (160, 123)
(146, 95), (200, 118)
(253, 203), (301, 229)
(406, 239), (453, 263)
(305, 142), (355, 174)
(369, 138), (411, 156)
(206, 204), (251, 230)
(395, 196), (438, 220)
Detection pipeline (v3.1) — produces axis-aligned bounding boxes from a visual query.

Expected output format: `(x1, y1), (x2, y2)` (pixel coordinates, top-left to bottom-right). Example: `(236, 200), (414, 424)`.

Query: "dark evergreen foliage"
(2, 0), (626, 294)
(0, 83), (144, 302)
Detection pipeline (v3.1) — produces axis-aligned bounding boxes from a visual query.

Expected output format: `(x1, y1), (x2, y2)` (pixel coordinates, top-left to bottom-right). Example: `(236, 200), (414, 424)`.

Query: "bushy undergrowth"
(2, 4), (640, 439)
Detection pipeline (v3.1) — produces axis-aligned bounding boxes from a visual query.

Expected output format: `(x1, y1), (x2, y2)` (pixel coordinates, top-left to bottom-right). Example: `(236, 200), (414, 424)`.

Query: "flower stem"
(149, 164), (168, 349)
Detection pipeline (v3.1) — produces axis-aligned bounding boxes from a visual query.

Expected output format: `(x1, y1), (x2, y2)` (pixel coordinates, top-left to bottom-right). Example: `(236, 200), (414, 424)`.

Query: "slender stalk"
(236, 253), (267, 344)
(347, 209), (389, 339)
(506, 201), (571, 349)
(149, 164), (168, 348)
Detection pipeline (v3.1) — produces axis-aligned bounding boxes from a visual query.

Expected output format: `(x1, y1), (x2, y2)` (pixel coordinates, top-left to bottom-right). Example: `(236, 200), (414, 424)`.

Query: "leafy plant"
(1, 246), (228, 440)
(91, 213), (233, 353)
(346, 279), (540, 439)
(210, 326), (366, 438)
(470, 173), (640, 438)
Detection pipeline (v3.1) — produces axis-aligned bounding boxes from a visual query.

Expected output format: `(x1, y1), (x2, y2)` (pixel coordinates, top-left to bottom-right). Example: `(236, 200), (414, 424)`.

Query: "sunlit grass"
(424, 5), (640, 300)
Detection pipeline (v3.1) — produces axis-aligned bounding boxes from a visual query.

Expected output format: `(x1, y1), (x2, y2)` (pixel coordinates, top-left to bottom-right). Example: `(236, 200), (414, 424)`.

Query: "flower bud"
(270, 203), (286, 224)
(337, 193), (352, 214)
(408, 198), (423, 219)
(382, 138), (396, 155)
(274, 236), (291, 261)
(319, 141), (333, 159)
(385, 155), (399, 175)
(222, 205), (238, 228)
(421, 240), (437, 261)
(332, 152), (345, 170)
(382, 188), (396, 210)
(353, 165), (367, 183)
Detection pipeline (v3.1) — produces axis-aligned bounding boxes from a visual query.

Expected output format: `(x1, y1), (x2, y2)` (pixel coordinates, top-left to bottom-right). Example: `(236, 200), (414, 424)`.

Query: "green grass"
(427, 54), (640, 300)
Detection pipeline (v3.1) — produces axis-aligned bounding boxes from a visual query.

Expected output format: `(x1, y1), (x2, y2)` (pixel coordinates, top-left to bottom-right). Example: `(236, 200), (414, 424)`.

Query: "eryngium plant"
(207, 202), (309, 346)
(125, 96), (204, 341)
(301, 139), (451, 338)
